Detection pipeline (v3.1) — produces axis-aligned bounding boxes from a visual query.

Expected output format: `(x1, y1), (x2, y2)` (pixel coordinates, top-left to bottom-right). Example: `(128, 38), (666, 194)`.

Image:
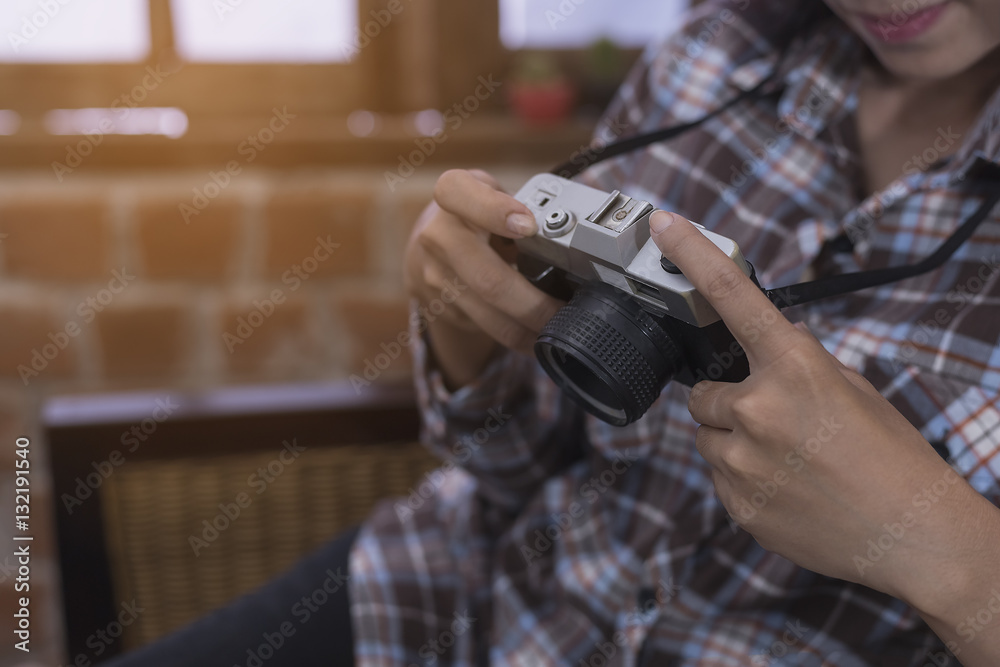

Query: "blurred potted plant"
(581, 37), (627, 109)
(506, 51), (576, 125)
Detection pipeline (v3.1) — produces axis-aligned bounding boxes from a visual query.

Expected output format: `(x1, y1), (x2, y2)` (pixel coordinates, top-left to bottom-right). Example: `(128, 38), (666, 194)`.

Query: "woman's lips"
(858, 2), (949, 44)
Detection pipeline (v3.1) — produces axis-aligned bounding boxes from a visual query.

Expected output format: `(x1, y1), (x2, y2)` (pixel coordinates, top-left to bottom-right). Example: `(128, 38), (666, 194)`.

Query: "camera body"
(513, 174), (754, 425)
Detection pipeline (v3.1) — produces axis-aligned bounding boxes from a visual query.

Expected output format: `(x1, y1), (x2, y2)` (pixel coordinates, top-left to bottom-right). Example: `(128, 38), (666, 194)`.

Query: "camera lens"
(534, 283), (683, 426)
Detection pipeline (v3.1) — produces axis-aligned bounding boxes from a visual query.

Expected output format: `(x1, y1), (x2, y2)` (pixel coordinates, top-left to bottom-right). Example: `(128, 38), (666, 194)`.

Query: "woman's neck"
(862, 45), (1000, 121)
(853, 45), (1000, 195)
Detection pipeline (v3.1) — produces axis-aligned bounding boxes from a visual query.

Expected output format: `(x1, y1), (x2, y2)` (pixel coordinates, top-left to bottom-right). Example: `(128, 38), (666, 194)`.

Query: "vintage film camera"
(514, 174), (756, 426)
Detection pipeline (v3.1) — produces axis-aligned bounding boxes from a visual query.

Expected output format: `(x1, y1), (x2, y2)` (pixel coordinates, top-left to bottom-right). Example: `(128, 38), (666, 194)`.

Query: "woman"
(371, 0), (1000, 664)
(108, 0), (1000, 664)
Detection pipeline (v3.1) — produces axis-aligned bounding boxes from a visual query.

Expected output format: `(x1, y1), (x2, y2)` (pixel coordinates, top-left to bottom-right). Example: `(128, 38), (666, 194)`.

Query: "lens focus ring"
(536, 284), (681, 425)
(544, 304), (660, 405)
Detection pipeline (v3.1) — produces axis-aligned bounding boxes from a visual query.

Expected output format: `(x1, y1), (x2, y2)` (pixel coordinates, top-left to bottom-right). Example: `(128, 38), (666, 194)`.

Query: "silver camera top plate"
(514, 174), (750, 327)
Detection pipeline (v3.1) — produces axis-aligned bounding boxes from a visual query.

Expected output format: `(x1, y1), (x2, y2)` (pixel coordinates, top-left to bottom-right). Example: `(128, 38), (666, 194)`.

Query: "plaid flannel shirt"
(349, 1), (1000, 665)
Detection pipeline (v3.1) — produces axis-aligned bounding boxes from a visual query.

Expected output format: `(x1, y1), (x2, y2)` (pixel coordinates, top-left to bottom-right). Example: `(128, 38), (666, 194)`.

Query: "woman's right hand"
(403, 169), (565, 389)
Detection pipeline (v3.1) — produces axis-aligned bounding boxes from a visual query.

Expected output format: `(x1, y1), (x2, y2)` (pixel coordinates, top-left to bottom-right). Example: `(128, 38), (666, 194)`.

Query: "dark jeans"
(102, 526), (359, 667)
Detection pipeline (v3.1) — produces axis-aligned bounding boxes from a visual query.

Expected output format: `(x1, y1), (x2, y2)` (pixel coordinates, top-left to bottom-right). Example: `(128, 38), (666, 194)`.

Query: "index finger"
(434, 169), (538, 239)
(648, 210), (797, 365)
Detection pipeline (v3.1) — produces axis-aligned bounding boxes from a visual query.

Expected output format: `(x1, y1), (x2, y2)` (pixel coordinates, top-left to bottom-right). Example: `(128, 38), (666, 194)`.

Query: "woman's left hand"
(648, 210), (1000, 632)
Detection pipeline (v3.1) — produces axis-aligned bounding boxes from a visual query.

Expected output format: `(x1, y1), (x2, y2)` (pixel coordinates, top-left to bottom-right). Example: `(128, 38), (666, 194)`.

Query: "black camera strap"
(553, 89), (1000, 310)
(766, 176), (1000, 308)
(550, 73), (775, 180)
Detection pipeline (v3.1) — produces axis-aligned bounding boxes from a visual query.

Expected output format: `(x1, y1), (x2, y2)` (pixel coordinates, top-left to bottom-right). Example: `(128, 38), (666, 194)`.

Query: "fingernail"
(649, 210), (674, 234)
(506, 212), (537, 237)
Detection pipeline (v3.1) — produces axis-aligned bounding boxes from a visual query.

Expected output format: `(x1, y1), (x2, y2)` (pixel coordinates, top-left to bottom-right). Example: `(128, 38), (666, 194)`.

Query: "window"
(0, 0), (372, 147)
(170, 0), (356, 63)
(0, 0), (687, 169)
(1, 0), (150, 62)
(499, 0), (688, 49)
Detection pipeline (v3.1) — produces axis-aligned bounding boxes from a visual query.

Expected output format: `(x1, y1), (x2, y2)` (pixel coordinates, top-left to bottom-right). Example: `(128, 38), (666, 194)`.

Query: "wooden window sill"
(0, 113), (597, 170)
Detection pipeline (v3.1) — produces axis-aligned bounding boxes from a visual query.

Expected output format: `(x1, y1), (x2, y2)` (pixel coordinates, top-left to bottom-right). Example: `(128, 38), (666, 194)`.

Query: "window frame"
(0, 0), (382, 122)
(0, 0), (649, 170)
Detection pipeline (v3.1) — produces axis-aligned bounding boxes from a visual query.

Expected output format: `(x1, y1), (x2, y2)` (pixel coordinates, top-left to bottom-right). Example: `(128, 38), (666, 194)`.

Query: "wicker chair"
(46, 380), (438, 658)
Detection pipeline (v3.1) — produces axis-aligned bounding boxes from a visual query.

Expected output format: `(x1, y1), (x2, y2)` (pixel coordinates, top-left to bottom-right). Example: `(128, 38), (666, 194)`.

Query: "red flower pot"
(507, 79), (576, 125)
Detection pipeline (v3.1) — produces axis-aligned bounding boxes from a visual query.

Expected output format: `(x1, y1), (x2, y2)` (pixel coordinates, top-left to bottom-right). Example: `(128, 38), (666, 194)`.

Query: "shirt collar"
(951, 85), (1000, 174)
(726, 14), (1000, 174)
(726, 16), (862, 142)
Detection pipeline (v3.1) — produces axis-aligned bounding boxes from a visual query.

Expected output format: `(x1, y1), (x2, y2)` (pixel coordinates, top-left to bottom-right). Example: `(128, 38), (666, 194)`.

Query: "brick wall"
(0, 164), (537, 666)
